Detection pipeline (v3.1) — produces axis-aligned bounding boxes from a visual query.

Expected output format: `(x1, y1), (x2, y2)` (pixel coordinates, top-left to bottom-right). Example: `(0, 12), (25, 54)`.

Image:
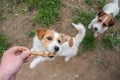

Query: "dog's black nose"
(94, 27), (98, 31)
(54, 46), (59, 52)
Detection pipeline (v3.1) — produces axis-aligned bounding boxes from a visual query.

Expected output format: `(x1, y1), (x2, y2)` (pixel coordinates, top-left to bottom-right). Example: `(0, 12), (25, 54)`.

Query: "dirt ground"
(0, 0), (120, 80)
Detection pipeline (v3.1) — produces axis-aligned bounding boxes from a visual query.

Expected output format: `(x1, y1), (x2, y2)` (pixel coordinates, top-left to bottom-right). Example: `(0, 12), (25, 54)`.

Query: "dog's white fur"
(30, 30), (61, 68)
(88, 0), (119, 37)
(30, 23), (86, 69)
(57, 23), (86, 62)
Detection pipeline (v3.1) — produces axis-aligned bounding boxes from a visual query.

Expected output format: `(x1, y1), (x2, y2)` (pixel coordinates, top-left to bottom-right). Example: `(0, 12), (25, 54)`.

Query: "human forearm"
(0, 66), (11, 80)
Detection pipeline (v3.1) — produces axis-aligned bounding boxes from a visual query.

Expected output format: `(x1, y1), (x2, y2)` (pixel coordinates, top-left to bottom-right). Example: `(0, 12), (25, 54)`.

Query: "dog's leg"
(65, 54), (76, 62)
(30, 56), (52, 69)
(94, 32), (98, 37)
(65, 56), (72, 62)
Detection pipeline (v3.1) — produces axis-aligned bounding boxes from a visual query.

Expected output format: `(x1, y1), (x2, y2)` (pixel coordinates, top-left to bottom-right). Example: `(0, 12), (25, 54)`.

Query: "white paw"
(30, 62), (36, 69)
(65, 57), (70, 62)
(94, 32), (98, 37)
(88, 25), (92, 29)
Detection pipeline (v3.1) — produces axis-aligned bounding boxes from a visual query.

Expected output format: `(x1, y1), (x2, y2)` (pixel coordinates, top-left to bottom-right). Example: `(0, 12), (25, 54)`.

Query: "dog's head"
(36, 29), (63, 53)
(93, 10), (114, 32)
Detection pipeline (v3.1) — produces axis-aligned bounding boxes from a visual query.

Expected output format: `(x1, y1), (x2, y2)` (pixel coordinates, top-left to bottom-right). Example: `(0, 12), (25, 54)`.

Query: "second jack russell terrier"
(88, 0), (119, 37)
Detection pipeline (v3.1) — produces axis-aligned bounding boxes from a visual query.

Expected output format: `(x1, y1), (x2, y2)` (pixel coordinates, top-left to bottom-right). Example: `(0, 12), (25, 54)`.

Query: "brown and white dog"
(30, 23), (86, 68)
(88, 0), (119, 37)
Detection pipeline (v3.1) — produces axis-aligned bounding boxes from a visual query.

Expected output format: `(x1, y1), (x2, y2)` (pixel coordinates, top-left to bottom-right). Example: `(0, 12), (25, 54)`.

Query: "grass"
(82, 31), (96, 51)
(73, 7), (96, 51)
(115, 12), (120, 21)
(0, 3), (6, 23)
(102, 28), (120, 50)
(6, 3), (13, 13)
(33, 0), (61, 27)
(73, 7), (95, 27)
(0, 33), (9, 57)
(85, 0), (106, 9)
(27, 29), (35, 37)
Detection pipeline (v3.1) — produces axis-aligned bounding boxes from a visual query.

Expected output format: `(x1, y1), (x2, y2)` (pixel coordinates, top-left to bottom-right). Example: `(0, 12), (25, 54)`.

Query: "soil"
(0, 0), (120, 80)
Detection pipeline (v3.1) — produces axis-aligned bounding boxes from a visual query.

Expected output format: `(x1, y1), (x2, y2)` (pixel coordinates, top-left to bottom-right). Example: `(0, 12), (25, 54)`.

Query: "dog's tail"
(72, 23), (86, 46)
(113, 0), (118, 5)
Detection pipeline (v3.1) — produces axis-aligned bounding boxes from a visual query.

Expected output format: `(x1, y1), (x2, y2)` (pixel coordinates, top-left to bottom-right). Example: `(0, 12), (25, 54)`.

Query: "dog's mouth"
(97, 32), (101, 40)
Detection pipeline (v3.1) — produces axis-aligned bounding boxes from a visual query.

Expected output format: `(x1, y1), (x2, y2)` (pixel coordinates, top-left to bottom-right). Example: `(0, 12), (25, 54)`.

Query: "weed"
(97, 0), (106, 9)
(85, 0), (106, 9)
(96, 58), (106, 66)
(102, 28), (120, 50)
(115, 12), (120, 21)
(6, 3), (13, 13)
(33, 0), (61, 26)
(85, 0), (94, 6)
(73, 7), (95, 27)
(0, 33), (9, 57)
(17, 3), (28, 13)
(82, 30), (96, 51)
(27, 29), (35, 37)
(25, 0), (40, 8)
(0, 3), (6, 23)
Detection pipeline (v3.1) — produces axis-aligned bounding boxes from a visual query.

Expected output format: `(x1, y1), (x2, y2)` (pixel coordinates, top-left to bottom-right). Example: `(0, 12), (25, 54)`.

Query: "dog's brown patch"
(98, 11), (114, 27)
(69, 38), (73, 47)
(61, 34), (73, 47)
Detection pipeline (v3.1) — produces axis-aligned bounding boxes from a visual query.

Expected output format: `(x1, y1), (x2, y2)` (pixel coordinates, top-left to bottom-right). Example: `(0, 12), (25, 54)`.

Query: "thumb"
(20, 50), (30, 60)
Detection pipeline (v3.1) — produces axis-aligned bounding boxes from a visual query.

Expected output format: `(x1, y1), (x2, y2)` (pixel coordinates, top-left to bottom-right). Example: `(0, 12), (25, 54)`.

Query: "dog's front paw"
(65, 57), (70, 62)
(30, 62), (37, 69)
(88, 25), (92, 29)
(94, 32), (98, 37)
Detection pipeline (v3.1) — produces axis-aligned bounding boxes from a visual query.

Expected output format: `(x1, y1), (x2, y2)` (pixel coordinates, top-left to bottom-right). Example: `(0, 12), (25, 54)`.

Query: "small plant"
(85, 0), (94, 6)
(115, 12), (120, 21)
(73, 7), (95, 27)
(97, 0), (106, 9)
(17, 3), (28, 13)
(82, 30), (96, 51)
(0, 33), (9, 57)
(25, 0), (40, 8)
(27, 29), (35, 37)
(102, 28), (120, 50)
(6, 3), (13, 13)
(96, 58), (106, 66)
(34, 0), (61, 26)
(85, 0), (106, 9)
(0, 3), (6, 23)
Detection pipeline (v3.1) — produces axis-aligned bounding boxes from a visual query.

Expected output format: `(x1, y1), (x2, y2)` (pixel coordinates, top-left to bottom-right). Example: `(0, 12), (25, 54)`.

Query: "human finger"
(20, 50), (31, 60)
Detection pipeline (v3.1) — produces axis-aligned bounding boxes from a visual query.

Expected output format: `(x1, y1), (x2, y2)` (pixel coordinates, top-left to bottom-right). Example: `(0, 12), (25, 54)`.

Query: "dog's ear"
(36, 29), (48, 40)
(108, 20), (115, 27)
(98, 10), (106, 17)
(69, 38), (73, 47)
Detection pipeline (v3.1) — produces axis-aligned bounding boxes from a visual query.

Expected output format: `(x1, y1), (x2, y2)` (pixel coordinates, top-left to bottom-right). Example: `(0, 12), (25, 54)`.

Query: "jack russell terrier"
(88, 0), (119, 37)
(30, 23), (86, 69)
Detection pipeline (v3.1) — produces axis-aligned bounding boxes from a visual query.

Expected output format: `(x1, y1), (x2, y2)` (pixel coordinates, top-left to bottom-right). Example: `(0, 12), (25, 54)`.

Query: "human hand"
(0, 46), (31, 80)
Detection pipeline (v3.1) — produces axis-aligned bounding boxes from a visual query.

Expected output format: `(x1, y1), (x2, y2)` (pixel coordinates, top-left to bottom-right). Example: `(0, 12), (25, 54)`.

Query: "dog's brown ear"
(108, 20), (115, 27)
(36, 29), (48, 40)
(98, 10), (106, 17)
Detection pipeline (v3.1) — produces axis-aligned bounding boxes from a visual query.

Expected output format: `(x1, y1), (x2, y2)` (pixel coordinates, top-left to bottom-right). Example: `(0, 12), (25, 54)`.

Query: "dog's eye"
(47, 37), (53, 41)
(103, 23), (106, 26)
(58, 40), (61, 43)
(98, 19), (102, 22)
